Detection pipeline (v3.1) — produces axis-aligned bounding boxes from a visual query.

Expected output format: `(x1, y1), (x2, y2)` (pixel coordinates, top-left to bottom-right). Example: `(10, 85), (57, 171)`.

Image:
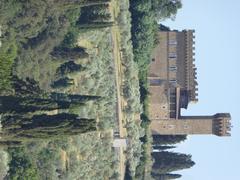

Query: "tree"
(12, 76), (43, 97)
(77, 21), (114, 29)
(50, 92), (100, 103)
(152, 173), (182, 180)
(1, 113), (96, 141)
(152, 0), (182, 20)
(152, 151), (195, 174)
(51, 77), (75, 88)
(0, 96), (59, 114)
(56, 61), (85, 76)
(51, 47), (89, 61)
(79, 4), (111, 23)
(153, 145), (176, 151)
(152, 135), (187, 145)
(7, 147), (38, 180)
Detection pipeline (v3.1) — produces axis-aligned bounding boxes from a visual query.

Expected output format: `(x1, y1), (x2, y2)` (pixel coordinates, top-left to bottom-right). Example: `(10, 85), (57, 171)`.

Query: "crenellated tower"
(151, 113), (231, 136)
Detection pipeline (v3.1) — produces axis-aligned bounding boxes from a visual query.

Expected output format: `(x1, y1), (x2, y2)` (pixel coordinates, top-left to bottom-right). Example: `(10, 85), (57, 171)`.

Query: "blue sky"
(164, 0), (240, 179)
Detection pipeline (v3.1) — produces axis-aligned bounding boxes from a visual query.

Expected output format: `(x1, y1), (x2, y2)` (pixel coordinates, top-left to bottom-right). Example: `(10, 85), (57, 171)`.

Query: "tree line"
(0, 77), (99, 146)
(128, 0), (184, 179)
(151, 135), (195, 180)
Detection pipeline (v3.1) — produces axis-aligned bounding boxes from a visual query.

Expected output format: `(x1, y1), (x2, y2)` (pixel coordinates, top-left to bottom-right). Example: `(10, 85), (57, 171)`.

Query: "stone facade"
(149, 30), (231, 136)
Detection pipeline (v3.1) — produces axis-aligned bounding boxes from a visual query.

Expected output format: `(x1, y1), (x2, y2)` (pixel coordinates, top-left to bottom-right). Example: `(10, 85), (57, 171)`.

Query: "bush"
(7, 147), (39, 180)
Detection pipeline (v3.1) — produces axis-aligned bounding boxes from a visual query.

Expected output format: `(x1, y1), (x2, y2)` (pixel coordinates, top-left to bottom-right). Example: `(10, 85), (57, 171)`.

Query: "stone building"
(148, 29), (231, 136)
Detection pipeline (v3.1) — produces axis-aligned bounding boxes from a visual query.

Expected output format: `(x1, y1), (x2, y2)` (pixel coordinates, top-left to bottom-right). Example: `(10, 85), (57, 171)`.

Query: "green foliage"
(7, 147), (38, 180)
(36, 147), (60, 179)
(115, 1), (147, 178)
(152, 135), (187, 145)
(0, 1), (22, 25)
(152, 151), (195, 174)
(77, 3), (113, 29)
(52, 47), (89, 61)
(52, 77), (75, 89)
(153, 145), (176, 151)
(0, 1), (119, 180)
(0, 35), (17, 94)
(59, 133), (118, 180)
(17, 132), (118, 180)
(130, 0), (159, 74)
(61, 30), (79, 49)
(0, 79), (100, 143)
(152, 173), (182, 180)
(12, 76), (44, 97)
(152, 0), (182, 20)
(64, 7), (82, 26)
(2, 112), (96, 142)
(79, 4), (111, 23)
(70, 29), (117, 130)
(128, 1), (183, 179)
(77, 21), (114, 29)
(129, 0), (182, 78)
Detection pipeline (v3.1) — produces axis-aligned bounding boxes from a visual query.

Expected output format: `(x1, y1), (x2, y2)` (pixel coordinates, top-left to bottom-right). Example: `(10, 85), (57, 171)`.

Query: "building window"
(169, 52), (177, 58)
(152, 58), (155, 62)
(169, 79), (177, 83)
(169, 39), (177, 45)
(150, 79), (161, 86)
(169, 66), (177, 71)
(169, 57), (176, 61)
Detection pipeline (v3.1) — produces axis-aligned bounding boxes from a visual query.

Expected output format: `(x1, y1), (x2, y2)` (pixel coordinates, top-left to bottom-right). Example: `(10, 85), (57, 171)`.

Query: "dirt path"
(60, 149), (69, 172)
(109, 1), (127, 179)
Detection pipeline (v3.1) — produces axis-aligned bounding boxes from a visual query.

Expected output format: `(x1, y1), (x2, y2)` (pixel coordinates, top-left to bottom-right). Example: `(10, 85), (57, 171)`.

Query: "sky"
(163, 0), (240, 180)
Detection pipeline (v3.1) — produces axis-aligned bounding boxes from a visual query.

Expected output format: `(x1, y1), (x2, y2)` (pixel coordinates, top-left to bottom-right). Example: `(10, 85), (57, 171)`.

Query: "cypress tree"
(152, 151), (195, 174)
(1, 113), (96, 141)
(152, 135), (187, 145)
(152, 173), (182, 180)
(153, 145), (176, 151)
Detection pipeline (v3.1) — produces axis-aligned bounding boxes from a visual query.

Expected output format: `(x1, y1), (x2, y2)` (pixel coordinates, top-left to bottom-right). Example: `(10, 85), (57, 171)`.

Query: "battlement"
(213, 113), (231, 136)
(183, 30), (198, 102)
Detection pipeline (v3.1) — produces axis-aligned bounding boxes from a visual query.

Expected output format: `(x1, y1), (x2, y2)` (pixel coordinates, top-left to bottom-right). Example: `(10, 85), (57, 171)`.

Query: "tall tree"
(152, 173), (182, 180)
(152, 135), (187, 145)
(7, 147), (38, 180)
(1, 113), (96, 141)
(153, 145), (176, 151)
(152, 151), (195, 174)
(152, 0), (182, 20)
